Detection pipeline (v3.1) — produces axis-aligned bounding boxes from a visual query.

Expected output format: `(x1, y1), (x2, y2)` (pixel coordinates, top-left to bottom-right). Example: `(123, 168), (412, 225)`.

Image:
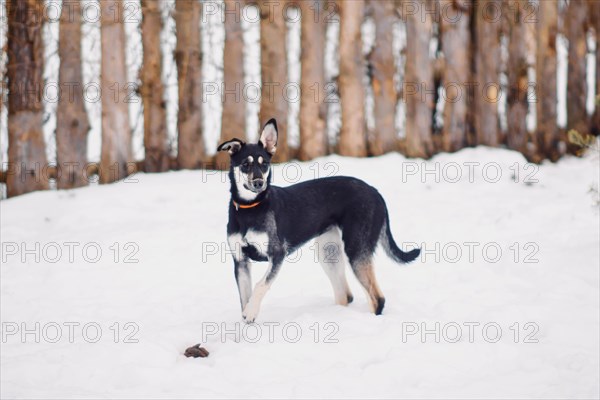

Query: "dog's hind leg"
(349, 258), (385, 315)
(315, 228), (353, 306)
(340, 210), (386, 314)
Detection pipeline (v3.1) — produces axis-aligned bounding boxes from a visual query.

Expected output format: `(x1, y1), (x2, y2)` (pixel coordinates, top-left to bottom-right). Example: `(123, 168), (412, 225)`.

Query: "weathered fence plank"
(473, 0), (501, 147)
(440, 0), (471, 152)
(566, 0), (589, 136)
(338, 0), (367, 157)
(368, 0), (397, 156)
(57, 0), (90, 188)
(404, 0), (435, 158)
(6, 0), (49, 197)
(141, 0), (169, 172)
(216, 0), (247, 170)
(100, 0), (131, 183)
(506, 0), (529, 155)
(299, 0), (328, 160)
(259, 0), (290, 162)
(175, 0), (204, 169)
(536, 0), (561, 161)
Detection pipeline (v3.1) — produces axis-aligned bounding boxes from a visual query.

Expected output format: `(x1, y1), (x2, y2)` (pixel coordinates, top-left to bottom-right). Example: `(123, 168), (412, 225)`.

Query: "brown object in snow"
(184, 344), (209, 358)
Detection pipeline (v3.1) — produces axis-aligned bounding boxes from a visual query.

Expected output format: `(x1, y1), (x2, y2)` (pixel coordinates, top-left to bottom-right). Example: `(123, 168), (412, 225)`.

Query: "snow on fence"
(0, 0), (599, 198)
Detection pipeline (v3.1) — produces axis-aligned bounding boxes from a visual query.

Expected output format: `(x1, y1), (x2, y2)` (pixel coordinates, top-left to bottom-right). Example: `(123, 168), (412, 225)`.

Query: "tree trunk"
(367, 0), (396, 155)
(175, 0), (204, 169)
(6, 0), (49, 197)
(100, 0), (131, 183)
(140, 0), (169, 172)
(338, 0), (367, 157)
(216, 0), (247, 170)
(298, 0), (328, 160)
(404, 0), (434, 158)
(56, 0), (90, 189)
(259, 0), (289, 162)
(506, 0), (529, 154)
(566, 0), (589, 135)
(473, 0), (501, 146)
(440, 0), (471, 152)
(536, 0), (560, 160)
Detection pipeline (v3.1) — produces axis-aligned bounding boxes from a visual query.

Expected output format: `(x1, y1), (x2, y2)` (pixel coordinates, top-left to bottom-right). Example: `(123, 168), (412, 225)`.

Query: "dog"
(217, 118), (420, 323)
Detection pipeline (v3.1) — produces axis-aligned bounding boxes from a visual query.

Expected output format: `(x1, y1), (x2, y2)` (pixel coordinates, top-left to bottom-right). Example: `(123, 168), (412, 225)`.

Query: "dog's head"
(217, 119), (278, 201)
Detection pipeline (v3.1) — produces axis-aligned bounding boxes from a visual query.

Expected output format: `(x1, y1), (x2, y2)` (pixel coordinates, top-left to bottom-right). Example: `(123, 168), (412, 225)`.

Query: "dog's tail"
(380, 211), (420, 264)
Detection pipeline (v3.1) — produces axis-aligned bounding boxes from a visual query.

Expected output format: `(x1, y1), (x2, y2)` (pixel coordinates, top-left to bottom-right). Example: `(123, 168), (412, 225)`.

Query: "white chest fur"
(227, 230), (270, 261)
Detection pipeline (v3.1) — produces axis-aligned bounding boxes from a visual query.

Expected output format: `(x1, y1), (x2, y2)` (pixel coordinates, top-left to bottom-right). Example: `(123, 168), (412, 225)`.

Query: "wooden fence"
(1, 0), (599, 198)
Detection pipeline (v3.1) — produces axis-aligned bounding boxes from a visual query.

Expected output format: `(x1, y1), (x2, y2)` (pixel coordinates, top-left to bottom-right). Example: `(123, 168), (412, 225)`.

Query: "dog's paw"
(242, 310), (257, 324)
(242, 303), (259, 324)
(242, 314), (255, 324)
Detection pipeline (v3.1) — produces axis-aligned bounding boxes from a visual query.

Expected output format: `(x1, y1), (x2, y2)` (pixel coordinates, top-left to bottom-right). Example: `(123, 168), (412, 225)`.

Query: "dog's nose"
(251, 179), (264, 190)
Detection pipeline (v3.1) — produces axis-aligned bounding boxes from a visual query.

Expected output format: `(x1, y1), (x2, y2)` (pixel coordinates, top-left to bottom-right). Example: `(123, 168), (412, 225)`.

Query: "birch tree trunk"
(140, 0), (169, 172)
(259, 0), (289, 162)
(175, 0), (204, 169)
(506, 0), (529, 154)
(56, 0), (90, 188)
(100, 0), (131, 183)
(566, 0), (589, 135)
(367, 0), (396, 155)
(338, 0), (367, 157)
(404, 0), (434, 157)
(536, 0), (560, 160)
(216, 0), (247, 170)
(473, 0), (501, 146)
(6, 0), (49, 197)
(299, 0), (328, 160)
(440, 0), (471, 152)
(591, 1), (600, 136)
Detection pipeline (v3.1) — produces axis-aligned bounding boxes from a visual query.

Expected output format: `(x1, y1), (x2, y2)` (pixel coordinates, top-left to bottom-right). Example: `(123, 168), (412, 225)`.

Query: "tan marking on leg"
(352, 260), (385, 314)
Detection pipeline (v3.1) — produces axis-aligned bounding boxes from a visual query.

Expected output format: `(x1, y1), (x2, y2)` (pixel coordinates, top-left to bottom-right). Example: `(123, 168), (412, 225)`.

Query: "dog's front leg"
(234, 257), (252, 310)
(242, 252), (284, 323)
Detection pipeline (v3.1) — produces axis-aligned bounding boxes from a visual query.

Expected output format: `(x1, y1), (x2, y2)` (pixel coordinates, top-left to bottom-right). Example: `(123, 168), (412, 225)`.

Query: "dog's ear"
(259, 119), (278, 155)
(217, 138), (245, 155)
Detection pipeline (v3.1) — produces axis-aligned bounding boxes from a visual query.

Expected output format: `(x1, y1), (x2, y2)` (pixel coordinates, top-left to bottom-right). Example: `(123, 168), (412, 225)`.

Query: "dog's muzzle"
(249, 178), (265, 192)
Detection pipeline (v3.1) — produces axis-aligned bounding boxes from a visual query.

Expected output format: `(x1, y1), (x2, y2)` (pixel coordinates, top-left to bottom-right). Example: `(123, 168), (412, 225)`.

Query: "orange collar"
(233, 200), (261, 210)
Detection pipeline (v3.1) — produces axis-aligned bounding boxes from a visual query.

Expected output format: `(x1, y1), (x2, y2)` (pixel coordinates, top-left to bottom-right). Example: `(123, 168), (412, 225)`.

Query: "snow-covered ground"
(1, 147), (599, 399)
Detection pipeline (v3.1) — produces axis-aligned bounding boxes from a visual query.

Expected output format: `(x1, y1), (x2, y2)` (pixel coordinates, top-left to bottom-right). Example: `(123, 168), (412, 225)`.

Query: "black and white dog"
(217, 119), (420, 323)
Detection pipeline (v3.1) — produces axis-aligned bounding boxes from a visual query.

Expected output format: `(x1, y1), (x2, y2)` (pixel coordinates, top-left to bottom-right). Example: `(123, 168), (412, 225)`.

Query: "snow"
(1, 147), (599, 399)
